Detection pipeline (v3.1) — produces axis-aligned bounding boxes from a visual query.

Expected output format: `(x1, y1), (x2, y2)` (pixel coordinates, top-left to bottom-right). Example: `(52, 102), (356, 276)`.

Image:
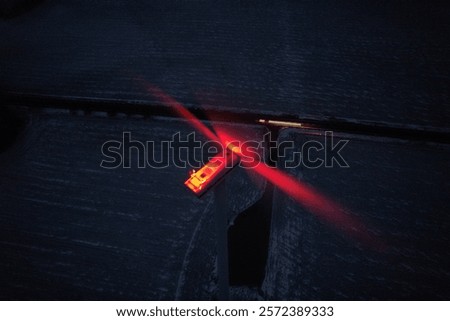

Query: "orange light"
(184, 152), (238, 196)
(225, 141), (242, 154)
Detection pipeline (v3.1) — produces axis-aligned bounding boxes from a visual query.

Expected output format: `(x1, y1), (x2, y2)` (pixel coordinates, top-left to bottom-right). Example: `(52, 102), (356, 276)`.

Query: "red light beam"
(144, 83), (219, 142)
(143, 83), (384, 250)
(212, 125), (385, 250)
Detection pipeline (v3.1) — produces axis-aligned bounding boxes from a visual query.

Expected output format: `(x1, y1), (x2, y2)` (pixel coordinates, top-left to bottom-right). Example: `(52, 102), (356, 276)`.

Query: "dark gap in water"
(0, 107), (27, 153)
(228, 181), (274, 287)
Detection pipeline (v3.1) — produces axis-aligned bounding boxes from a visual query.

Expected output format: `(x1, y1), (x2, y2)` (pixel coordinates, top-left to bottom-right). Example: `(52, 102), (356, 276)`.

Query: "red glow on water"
(144, 84), (384, 249)
(213, 125), (385, 250)
(146, 85), (219, 142)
